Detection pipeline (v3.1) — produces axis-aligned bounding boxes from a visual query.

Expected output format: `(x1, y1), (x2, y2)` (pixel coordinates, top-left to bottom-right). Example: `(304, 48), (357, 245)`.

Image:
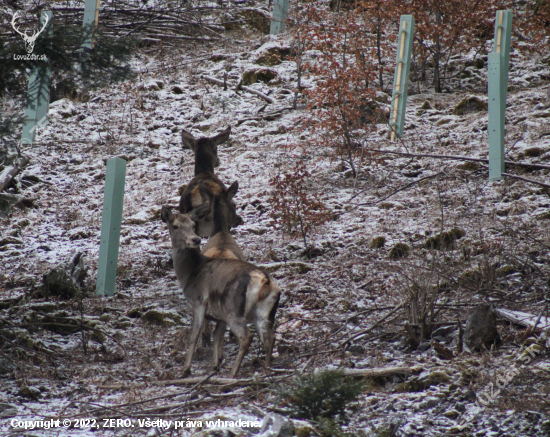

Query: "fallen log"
(0, 155), (30, 193)
(98, 365), (423, 390)
(339, 365), (424, 377)
(496, 308), (550, 330)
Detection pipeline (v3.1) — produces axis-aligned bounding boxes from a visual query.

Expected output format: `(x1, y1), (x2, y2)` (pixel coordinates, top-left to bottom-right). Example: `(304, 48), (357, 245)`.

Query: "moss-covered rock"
(453, 96), (488, 115)
(369, 236), (386, 249)
(256, 46), (294, 66)
(234, 9), (270, 34)
(141, 310), (182, 326)
(127, 308), (144, 318)
(394, 377), (427, 392)
(421, 100), (433, 110)
(242, 68), (278, 85)
(496, 265), (517, 277)
(520, 147), (547, 158)
(425, 228), (465, 250)
(389, 243), (410, 259)
(19, 386), (41, 400)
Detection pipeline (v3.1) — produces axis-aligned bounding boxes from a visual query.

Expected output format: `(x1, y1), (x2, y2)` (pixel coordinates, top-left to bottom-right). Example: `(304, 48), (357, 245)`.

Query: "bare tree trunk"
(434, 9), (442, 93)
(376, 15), (383, 90)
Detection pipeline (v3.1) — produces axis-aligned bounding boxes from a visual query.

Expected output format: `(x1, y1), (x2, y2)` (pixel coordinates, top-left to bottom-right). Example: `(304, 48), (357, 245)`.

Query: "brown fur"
(161, 206), (280, 378)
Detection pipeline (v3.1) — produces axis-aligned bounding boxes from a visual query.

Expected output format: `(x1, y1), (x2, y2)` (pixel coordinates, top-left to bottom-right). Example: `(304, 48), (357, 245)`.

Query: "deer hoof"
(182, 368), (191, 377)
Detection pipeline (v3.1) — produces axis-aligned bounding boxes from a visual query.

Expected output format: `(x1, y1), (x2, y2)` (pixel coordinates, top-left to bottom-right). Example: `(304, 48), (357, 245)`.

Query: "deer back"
(179, 173), (242, 237)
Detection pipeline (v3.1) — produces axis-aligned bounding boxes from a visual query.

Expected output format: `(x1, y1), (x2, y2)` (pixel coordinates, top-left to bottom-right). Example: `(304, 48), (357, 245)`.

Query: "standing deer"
(199, 180), (244, 261)
(179, 127), (242, 236)
(161, 206), (279, 377)
(197, 180), (245, 350)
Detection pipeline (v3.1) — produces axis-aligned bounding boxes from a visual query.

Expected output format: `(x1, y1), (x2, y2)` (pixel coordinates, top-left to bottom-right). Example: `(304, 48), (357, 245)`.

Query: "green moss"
(388, 243), (410, 259)
(394, 377), (427, 393)
(421, 100), (433, 110)
(242, 68), (278, 85)
(426, 370), (450, 385)
(457, 161), (481, 171)
(453, 96), (488, 115)
(91, 330), (106, 343)
(256, 47), (294, 66)
(369, 236), (386, 249)
(237, 9), (270, 34)
(521, 147), (547, 158)
(425, 228), (465, 250)
(141, 310), (182, 326)
(18, 218), (31, 228)
(127, 308), (144, 318)
(296, 426), (313, 437)
(496, 265), (516, 277)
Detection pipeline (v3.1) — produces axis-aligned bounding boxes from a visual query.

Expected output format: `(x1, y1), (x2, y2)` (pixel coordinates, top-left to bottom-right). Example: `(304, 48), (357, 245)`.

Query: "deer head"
(11, 11), (50, 54)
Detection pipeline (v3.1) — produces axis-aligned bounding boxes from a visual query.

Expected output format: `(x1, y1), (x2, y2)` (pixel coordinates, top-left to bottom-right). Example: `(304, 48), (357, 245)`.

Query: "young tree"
(292, 2), (391, 177)
(405, 0), (499, 93)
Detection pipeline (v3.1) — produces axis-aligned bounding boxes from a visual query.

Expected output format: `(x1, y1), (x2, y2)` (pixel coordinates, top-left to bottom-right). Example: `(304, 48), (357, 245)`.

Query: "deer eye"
(173, 225), (179, 230)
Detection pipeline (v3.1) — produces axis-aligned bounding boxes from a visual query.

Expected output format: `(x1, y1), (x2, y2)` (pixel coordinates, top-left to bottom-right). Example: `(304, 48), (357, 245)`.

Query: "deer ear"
(182, 130), (197, 152)
(161, 206), (173, 223)
(227, 181), (239, 200)
(212, 126), (231, 146)
(189, 202), (210, 222)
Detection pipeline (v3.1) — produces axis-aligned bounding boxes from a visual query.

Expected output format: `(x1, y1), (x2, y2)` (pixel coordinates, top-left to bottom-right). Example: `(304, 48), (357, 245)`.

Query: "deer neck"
(172, 246), (205, 285)
(212, 197), (229, 236)
(194, 149), (215, 175)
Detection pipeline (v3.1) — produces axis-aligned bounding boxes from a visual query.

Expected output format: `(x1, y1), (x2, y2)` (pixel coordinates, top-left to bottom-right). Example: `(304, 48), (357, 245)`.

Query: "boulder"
(464, 303), (501, 351)
(259, 413), (294, 437)
(42, 253), (87, 299)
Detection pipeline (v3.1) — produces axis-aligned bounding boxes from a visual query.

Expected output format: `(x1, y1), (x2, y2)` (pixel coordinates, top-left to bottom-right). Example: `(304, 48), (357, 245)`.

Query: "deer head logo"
(11, 11), (49, 54)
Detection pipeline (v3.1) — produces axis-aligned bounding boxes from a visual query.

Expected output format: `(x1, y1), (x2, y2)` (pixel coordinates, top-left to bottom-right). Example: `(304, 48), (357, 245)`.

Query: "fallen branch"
(370, 149), (550, 170)
(502, 172), (550, 189)
(99, 375), (286, 390)
(496, 308), (550, 329)
(349, 171), (444, 206)
(0, 193), (37, 206)
(239, 84), (275, 104)
(236, 107), (293, 125)
(203, 75), (275, 104)
(0, 155), (30, 192)
(338, 303), (404, 348)
(339, 365), (424, 377)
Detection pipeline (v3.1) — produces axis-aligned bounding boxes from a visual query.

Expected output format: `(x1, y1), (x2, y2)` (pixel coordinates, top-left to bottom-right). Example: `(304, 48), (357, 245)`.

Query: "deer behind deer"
(179, 127), (242, 236)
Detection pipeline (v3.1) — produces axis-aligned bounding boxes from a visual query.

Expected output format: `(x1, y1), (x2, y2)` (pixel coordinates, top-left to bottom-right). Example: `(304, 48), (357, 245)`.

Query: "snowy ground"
(2, 3), (550, 436)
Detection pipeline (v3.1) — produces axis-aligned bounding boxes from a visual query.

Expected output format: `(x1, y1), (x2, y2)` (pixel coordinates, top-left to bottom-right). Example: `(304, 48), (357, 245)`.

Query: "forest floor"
(1, 2), (550, 436)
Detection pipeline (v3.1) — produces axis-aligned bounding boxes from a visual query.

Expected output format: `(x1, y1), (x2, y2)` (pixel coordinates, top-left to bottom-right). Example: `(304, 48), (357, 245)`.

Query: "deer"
(161, 205), (280, 377)
(199, 180), (244, 262)
(179, 127), (243, 236)
(197, 180), (245, 349)
(11, 11), (50, 54)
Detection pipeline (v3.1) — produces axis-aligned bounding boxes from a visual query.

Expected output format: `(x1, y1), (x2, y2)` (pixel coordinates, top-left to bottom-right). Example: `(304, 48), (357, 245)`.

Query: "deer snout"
(188, 237), (201, 248)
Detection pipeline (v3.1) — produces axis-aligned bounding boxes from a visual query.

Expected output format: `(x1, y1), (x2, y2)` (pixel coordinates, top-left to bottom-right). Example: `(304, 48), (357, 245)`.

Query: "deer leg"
(228, 321), (253, 378)
(263, 323), (275, 367)
(183, 305), (206, 376)
(212, 321), (226, 370)
(254, 319), (275, 367)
